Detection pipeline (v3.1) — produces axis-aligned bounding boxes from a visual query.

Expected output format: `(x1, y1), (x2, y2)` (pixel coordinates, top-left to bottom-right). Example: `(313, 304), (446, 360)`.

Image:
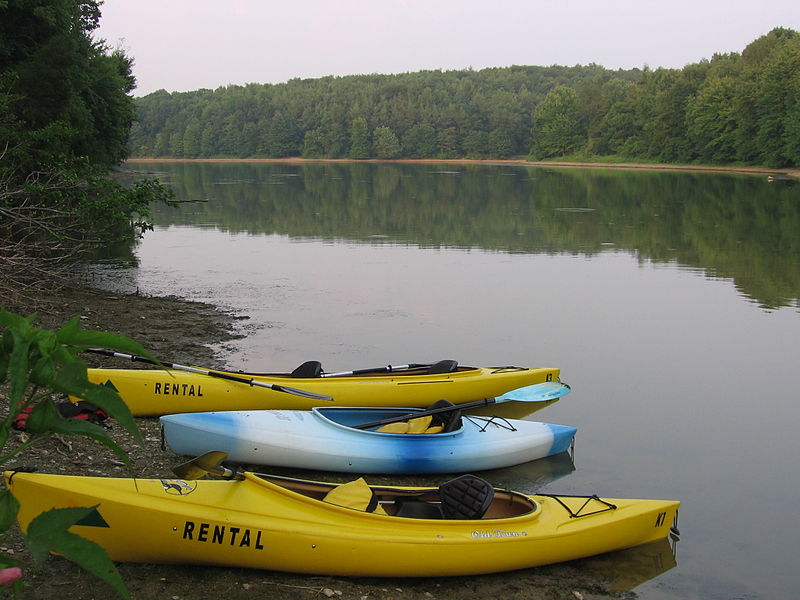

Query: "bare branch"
(1, 169), (104, 306)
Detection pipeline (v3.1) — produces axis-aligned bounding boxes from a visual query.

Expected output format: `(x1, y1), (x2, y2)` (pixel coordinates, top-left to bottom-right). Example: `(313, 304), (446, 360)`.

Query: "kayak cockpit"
(296, 359), (461, 378)
(314, 400), (464, 435)
(249, 472), (537, 520)
(242, 359), (471, 379)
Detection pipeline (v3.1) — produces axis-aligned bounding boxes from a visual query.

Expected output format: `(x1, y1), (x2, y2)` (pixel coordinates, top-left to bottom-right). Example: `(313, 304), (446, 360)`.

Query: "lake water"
(90, 161), (799, 599)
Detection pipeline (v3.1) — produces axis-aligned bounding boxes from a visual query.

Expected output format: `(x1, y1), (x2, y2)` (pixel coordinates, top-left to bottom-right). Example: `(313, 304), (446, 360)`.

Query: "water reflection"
(124, 161), (799, 310)
(577, 537), (678, 593)
(479, 448), (576, 491)
(249, 447), (576, 491)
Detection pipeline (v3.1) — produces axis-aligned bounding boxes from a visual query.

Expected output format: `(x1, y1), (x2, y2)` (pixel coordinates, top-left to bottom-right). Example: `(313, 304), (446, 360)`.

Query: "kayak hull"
(83, 365), (561, 417)
(4, 470), (679, 577)
(159, 407), (578, 473)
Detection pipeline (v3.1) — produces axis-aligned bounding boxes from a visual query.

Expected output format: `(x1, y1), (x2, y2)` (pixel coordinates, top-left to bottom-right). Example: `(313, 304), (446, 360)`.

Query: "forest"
(0, 0), (171, 303)
(129, 27), (800, 168)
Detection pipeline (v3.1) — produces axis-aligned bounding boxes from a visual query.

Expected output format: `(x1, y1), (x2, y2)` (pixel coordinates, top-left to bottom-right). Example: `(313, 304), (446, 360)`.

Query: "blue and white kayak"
(160, 406), (577, 474)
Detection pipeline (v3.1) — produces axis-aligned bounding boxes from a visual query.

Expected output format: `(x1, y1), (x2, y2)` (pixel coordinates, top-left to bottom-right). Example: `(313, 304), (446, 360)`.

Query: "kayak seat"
(406, 415), (433, 433)
(291, 360), (323, 378)
(426, 360), (458, 374)
(439, 474), (495, 520)
(394, 498), (443, 519)
(375, 415), (437, 434)
(323, 477), (387, 514)
(427, 399), (462, 433)
(375, 421), (410, 434)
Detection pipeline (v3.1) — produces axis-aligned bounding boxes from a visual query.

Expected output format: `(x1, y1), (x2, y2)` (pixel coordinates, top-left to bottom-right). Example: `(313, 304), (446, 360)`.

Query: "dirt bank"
(1, 285), (651, 599)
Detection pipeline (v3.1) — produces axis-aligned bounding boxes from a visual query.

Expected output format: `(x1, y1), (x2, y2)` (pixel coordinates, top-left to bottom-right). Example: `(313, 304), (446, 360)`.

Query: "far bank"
(124, 157), (800, 180)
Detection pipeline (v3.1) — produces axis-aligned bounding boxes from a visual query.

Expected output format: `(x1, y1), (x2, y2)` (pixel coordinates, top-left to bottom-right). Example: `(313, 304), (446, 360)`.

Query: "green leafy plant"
(0, 308), (157, 598)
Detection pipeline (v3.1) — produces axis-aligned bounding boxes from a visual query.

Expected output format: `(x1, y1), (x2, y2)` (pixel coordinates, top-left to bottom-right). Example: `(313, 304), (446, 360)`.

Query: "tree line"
(130, 27), (800, 168)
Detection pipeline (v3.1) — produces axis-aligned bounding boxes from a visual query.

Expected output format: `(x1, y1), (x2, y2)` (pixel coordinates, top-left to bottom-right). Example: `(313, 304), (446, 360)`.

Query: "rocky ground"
(1, 284), (646, 600)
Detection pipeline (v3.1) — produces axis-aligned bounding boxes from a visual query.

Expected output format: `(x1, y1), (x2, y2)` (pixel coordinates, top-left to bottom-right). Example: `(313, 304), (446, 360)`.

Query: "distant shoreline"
(124, 157), (800, 180)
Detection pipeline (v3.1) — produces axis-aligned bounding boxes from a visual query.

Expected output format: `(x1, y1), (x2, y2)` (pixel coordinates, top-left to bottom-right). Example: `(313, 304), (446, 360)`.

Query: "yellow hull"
(82, 365), (561, 417)
(4, 470), (679, 577)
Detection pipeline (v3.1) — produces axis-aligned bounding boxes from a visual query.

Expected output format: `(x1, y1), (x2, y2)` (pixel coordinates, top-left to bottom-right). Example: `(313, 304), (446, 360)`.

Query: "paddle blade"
(496, 381), (571, 403)
(172, 451), (233, 479)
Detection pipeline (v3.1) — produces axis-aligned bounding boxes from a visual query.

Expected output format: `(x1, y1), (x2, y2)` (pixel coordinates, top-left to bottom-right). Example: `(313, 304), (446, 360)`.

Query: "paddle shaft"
(85, 349), (333, 401)
(321, 363), (431, 377)
(353, 381), (570, 430)
(354, 397), (497, 429)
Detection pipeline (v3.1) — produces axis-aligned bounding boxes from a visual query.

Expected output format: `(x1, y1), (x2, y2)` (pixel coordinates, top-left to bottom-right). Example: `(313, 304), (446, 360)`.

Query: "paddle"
(85, 349), (333, 401)
(321, 360), (455, 378)
(353, 381), (571, 430)
(173, 451), (243, 480)
(322, 363), (429, 377)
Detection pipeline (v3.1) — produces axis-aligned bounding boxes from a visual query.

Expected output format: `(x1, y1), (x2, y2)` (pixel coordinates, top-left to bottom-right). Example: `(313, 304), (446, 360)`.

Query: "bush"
(0, 308), (156, 598)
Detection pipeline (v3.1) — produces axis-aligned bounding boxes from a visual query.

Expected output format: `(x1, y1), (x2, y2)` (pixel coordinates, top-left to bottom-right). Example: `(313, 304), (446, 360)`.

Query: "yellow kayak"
(81, 359), (562, 417)
(4, 468), (679, 577)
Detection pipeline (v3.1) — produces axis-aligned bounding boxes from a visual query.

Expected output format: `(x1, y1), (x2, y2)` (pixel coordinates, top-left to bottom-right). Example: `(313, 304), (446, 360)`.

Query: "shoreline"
(125, 156), (800, 180)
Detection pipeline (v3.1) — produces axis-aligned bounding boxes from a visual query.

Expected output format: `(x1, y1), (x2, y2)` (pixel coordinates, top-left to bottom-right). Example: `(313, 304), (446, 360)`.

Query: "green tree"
(200, 123), (217, 157)
(348, 117), (372, 158)
(592, 80), (640, 155)
(153, 131), (170, 156)
(373, 126), (401, 158)
(265, 112), (301, 157)
(437, 127), (461, 158)
(530, 86), (584, 159)
(462, 129), (489, 158)
(403, 123), (437, 157)
(218, 115), (243, 157)
(488, 128), (513, 158)
(302, 128), (326, 157)
(0, 0), (135, 168)
(168, 131), (183, 157)
(752, 32), (800, 167)
(182, 119), (202, 158)
(0, 0), (173, 312)
(686, 76), (739, 162)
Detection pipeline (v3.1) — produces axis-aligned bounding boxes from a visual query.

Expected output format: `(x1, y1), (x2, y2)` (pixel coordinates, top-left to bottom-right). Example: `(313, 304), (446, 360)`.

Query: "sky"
(95, 0), (800, 97)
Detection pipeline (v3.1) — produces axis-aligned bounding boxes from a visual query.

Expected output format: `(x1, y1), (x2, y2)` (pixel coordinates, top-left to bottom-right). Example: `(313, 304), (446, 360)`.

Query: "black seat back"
(426, 399), (462, 433)
(291, 360), (323, 378)
(439, 474), (495, 520)
(427, 359), (458, 374)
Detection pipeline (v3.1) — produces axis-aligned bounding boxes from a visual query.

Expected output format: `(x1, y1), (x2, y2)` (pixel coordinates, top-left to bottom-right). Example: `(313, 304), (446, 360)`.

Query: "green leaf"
(29, 353), (57, 387)
(57, 321), (158, 365)
(0, 352), (8, 384)
(0, 310), (30, 330)
(6, 328), (32, 406)
(0, 422), (10, 457)
(0, 489), (20, 533)
(48, 363), (141, 443)
(22, 400), (61, 435)
(25, 507), (128, 599)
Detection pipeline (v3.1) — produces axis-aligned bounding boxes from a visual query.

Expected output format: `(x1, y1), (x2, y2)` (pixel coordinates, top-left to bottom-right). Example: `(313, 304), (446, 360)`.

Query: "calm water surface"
(89, 162), (800, 599)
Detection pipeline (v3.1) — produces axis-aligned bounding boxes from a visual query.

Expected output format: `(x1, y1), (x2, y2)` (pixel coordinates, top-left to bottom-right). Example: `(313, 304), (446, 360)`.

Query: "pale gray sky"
(96, 0), (800, 97)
